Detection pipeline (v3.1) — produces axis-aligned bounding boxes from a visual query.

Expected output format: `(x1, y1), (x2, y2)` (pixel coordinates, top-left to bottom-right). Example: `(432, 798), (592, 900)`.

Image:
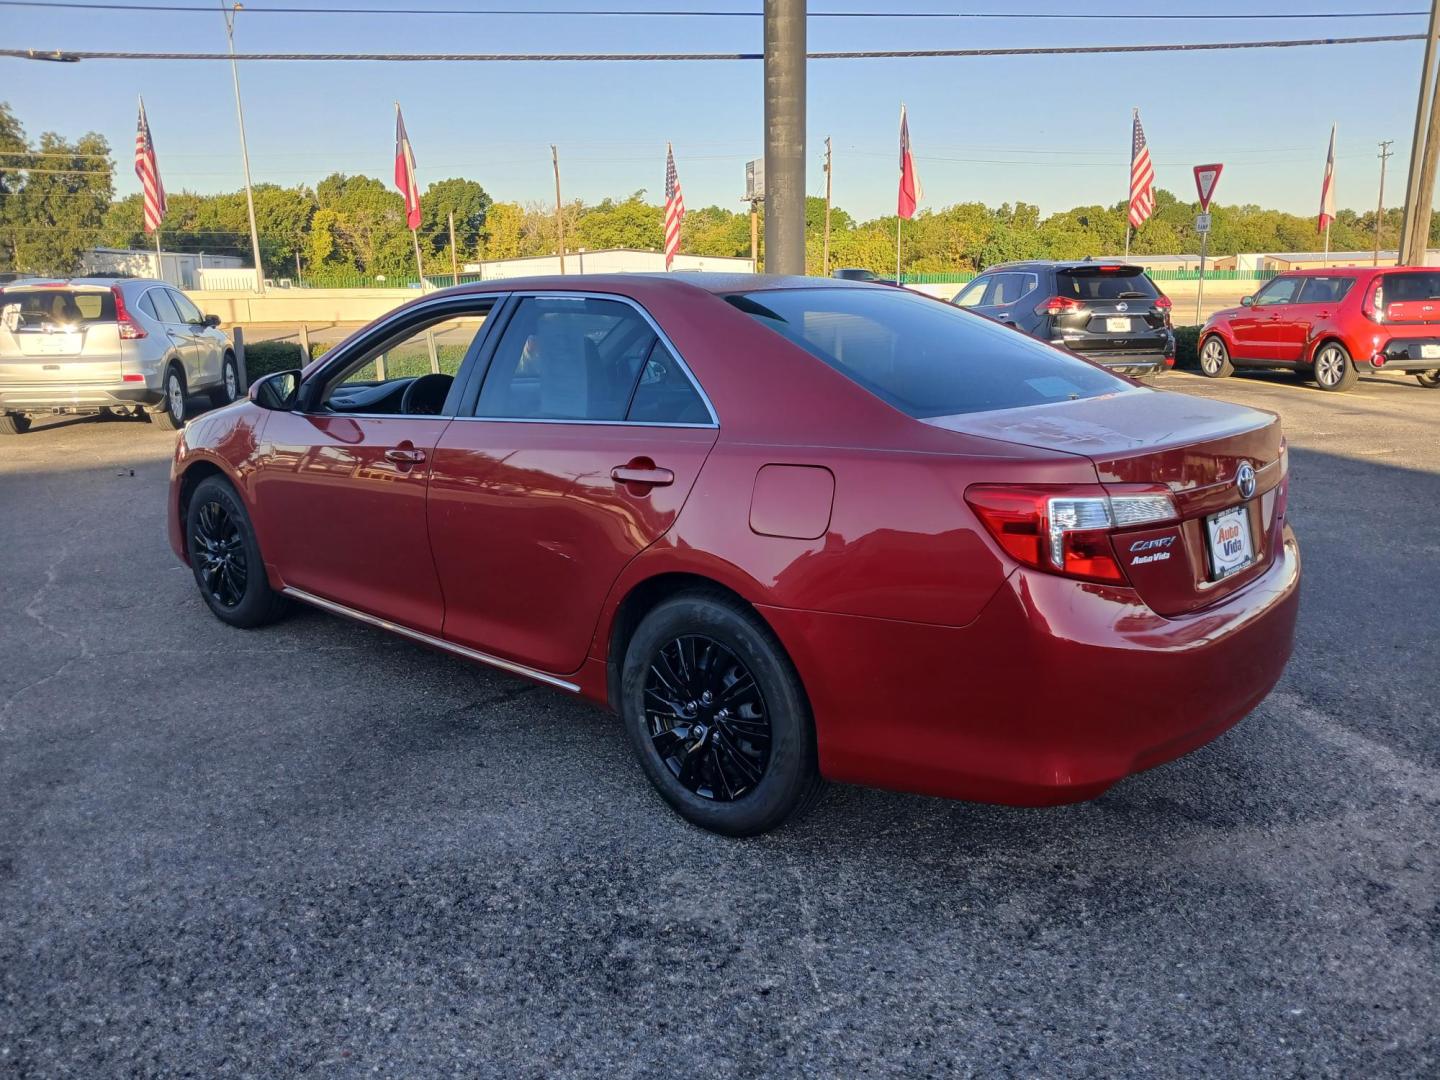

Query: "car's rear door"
(250, 296), (497, 635)
(1273, 274), (1352, 362)
(427, 292), (719, 675)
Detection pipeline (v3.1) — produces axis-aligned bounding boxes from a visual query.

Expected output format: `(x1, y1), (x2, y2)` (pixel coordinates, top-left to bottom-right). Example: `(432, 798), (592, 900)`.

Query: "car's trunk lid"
(927, 389), (1287, 616)
(1048, 264), (1170, 346)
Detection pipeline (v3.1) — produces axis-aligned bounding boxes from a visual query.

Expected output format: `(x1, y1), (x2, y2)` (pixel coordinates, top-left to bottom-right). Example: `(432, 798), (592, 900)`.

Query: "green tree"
(9, 129), (113, 276)
(574, 193), (663, 251)
(420, 177), (491, 264)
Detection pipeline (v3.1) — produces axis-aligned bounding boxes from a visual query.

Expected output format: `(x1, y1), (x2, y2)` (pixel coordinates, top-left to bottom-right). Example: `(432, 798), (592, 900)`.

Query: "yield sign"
(1194, 163), (1224, 211)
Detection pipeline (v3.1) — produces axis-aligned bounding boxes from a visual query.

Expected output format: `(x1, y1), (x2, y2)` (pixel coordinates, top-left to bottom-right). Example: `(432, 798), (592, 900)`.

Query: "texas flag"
(898, 104), (923, 220)
(394, 103), (422, 231)
(1318, 123), (1337, 233)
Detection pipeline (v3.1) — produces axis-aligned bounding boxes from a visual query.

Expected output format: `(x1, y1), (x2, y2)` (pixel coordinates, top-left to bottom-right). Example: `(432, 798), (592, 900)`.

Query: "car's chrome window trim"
(474, 289), (719, 428)
(281, 586), (581, 693)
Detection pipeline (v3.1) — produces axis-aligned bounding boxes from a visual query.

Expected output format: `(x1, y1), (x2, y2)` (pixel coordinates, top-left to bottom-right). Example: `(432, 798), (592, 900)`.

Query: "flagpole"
(1323, 222), (1331, 268)
(896, 217), (902, 284)
(411, 228), (425, 291)
(1124, 107), (1135, 260)
(153, 228), (163, 282)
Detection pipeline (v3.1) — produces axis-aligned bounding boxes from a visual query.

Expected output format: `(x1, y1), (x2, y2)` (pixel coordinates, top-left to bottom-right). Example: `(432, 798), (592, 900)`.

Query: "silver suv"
(0, 277), (238, 435)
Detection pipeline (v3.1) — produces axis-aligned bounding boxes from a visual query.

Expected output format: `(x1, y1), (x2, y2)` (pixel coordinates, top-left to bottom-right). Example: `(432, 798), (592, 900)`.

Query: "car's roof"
(983, 259), (1145, 272)
(1, 277), (163, 289)
(431, 272), (889, 299)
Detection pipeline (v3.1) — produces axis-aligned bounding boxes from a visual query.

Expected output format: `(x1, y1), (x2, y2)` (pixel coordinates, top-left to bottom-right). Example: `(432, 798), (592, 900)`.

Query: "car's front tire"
(0, 413), (31, 435)
(1198, 335), (1234, 378)
(621, 592), (822, 836)
(184, 475), (289, 628)
(210, 353), (240, 408)
(1312, 341), (1359, 392)
(152, 365), (188, 431)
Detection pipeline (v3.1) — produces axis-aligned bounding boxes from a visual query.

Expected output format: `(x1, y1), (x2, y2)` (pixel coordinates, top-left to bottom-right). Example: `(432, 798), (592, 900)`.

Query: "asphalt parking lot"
(1, 369), (1436, 1077)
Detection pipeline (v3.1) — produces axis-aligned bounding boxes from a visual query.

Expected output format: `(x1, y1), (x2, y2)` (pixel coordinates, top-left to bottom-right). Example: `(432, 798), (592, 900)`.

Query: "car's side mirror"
(249, 369), (301, 410)
(203, 313), (222, 328)
(1240, 296), (1254, 307)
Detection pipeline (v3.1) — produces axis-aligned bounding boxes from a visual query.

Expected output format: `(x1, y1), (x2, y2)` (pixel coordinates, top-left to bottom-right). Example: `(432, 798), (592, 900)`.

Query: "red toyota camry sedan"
(169, 275), (1300, 835)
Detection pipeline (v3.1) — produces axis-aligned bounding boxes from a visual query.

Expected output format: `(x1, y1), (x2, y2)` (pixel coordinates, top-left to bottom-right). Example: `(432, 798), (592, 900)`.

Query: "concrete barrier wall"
(192, 278), (1267, 332)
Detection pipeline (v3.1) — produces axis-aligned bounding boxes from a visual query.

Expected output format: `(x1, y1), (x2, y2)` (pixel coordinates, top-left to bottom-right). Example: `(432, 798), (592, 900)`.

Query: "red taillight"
(112, 286), (146, 340)
(1363, 281), (1385, 323)
(1154, 295), (1172, 310)
(1036, 295), (1084, 316)
(965, 484), (1178, 586)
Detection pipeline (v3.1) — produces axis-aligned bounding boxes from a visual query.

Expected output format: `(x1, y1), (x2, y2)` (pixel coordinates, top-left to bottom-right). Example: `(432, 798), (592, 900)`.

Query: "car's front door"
(167, 289), (220, 388)
(250, 298), (497, 635)
(426, 293), (719, 675)
(1233, 275), (1303, 360)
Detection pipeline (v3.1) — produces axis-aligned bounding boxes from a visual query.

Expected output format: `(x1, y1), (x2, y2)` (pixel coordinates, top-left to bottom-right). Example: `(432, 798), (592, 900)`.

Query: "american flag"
(663, 143), (684, 270)
(134, 97), (167, 235)
(1128, 109), (1155, 230)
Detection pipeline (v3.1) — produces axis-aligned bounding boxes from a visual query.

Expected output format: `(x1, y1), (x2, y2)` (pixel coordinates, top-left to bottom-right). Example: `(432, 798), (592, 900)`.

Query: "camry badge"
(1236, 461), (1257, 500)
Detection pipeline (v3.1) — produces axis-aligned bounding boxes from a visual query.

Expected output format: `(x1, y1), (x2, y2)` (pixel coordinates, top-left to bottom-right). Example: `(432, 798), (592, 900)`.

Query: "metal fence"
(898, 268), (1279, 285)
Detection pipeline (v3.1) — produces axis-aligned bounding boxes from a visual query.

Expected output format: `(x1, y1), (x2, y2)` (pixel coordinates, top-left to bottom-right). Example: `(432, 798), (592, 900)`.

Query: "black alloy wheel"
(622, 592), (822, 836)
(191, 498), (247, 609)
(644, 634), (772, 802)
(183, 475), (289, 628)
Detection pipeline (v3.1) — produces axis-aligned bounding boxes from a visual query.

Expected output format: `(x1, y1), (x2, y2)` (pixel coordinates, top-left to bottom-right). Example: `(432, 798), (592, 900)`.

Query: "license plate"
(1420, 343), (1440, 359)
(1105, 316), (1132, 333)
(1205, 505), (1254, 580)
(38, 333), (80, 354)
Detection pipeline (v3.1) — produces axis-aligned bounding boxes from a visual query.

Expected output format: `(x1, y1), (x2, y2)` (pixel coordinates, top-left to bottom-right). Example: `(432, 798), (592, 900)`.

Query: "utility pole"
(1408, 64), (1440, 265)
(750, 201), (760, 272)
(221, 2), (265, 295)
(822, 136), (833, 276)
(551, 145), (566, 274)
(763, 0), (806, 275)
(448, 210), (459, 286)
(1400, 0), (1440, 262)
(1375, 140), (1394, 265)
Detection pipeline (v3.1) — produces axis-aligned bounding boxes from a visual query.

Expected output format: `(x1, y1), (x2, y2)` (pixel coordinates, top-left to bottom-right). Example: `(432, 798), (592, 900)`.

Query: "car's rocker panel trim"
(280, 585), (582, 692)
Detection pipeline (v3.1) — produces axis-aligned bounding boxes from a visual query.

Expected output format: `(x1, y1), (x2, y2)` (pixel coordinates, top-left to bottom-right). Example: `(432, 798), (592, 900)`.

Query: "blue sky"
(1, 1), (1432, 221)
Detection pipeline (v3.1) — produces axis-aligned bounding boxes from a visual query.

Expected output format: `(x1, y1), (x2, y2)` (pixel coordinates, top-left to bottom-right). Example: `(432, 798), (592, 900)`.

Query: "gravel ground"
(1, 369), (1436, 1078)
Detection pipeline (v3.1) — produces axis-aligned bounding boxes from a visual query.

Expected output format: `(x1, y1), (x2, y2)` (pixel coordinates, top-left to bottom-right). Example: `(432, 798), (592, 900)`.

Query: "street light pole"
(763, 0), (805, 276)
(222, 2), (265, 295)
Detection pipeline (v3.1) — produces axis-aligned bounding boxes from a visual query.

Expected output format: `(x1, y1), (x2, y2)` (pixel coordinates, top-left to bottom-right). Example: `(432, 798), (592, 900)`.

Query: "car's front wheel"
(1198, 335), (1234, 378)
(1415, 369), (1440, 388)
(0, 413), (31, 436)
(185, 475), (289, 628)
(1312, 341), (1359, 392)
(621, 592), (822, 836)
(152, 366), (188, 430)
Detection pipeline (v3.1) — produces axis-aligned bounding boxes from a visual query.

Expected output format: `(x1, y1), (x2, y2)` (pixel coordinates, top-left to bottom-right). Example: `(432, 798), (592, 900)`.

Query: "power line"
(2, 34), (1426, 63)
(0, 1), (1429, 18)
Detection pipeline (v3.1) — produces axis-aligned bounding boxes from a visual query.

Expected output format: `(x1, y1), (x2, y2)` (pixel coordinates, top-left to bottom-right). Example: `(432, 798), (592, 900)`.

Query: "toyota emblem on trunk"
(1236, 461), (1257, 500)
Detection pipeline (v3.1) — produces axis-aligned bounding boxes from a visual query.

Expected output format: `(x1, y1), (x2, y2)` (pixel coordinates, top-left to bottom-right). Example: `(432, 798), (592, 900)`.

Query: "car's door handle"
(384, 446), (426, 465)
(611, 461), (674, 487)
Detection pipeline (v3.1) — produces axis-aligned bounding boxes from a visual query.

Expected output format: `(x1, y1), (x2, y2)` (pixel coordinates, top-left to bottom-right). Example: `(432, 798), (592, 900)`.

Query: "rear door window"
(145, 288), (183, 324)
(1296, 276), (1354, 304)
(727, 287), (1130, 418)
(1053, 268), (1158, 301)
(169, 290), (204, 325)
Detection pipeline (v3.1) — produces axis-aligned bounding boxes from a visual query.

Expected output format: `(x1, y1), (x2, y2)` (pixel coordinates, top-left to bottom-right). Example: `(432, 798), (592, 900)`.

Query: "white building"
(80, 247), (244, 290)
(461, 248), (755, 279)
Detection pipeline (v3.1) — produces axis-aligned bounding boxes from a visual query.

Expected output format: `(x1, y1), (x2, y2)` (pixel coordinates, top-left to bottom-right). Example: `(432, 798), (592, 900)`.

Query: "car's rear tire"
(1198, 336), (1234, 378)
(151, 366), (188, 430)
(1312, 341), (1359, 392)
(621, 591), (823, 836)
(184, 475), (289, 628)
(0, 413), (31, 435)
(1416, 369), (1440, 388)
(209, 353), (240, 408)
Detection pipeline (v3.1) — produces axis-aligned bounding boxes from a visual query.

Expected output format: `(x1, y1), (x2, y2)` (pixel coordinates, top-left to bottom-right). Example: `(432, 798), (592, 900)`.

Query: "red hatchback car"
(1198, 265), (1440, 391)
(169, 275), (1300, 835)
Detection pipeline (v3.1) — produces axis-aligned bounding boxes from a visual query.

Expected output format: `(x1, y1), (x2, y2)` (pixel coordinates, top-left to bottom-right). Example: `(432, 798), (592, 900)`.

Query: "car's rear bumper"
(0, 381), (164, 412)
(1369, 338), (1440, 371)
(1062, 349), (1171, 376)
(761, 526), (1300, 806)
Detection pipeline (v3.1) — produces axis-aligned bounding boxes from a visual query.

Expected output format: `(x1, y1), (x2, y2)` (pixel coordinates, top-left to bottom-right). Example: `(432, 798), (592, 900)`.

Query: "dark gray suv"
(952, 260), (1176, 376)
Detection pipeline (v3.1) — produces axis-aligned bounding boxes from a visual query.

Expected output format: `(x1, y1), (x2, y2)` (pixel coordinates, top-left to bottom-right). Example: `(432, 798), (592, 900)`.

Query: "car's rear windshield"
(1053, 267), (1159, 301)
(1, 289), (116, 330)
(1380, 271), (1440, 301)
(725, 287), (1131, 418)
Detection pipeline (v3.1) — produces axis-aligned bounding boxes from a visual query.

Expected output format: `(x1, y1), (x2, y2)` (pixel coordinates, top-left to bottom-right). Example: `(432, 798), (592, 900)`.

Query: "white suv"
(0, 277), (238, 435)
